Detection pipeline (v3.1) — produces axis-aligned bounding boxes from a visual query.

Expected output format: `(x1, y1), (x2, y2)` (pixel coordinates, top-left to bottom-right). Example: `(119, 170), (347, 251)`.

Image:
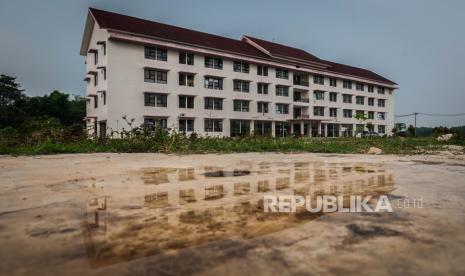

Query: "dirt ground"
(0, 152), (465, 275)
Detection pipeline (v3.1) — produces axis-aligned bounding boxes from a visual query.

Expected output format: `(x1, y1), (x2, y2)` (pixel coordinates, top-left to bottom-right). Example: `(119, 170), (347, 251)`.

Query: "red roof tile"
(88, 8), (396, 86)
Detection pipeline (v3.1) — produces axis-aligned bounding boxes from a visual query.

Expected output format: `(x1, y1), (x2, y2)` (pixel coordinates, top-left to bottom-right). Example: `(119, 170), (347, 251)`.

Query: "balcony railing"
(294, 113), (310, 119)
(293, 80), (309, 87)
(293, 97), (310, 103)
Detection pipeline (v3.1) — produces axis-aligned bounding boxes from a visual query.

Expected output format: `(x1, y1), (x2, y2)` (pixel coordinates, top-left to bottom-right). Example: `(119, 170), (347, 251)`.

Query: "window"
(144, 93), (167, 107)
(233, 80), (250, 92)
(343, 109), (352, 118)
(368, 85), (374, 93)
(356, 82), (364, 91)
(144, 46), (167, 61)
(257, 102), (269, 114)
(275, 103), (289, 114)
(313, 75), (324, 85)
(94, 74), (98, 86)
(378, 125), (385, 134)
(144, 117), (167, 129)
(378, 112), (386, 120)
(329, 92), (337, 102)
(276, 68), (289, 79)
(179, 119), (194, 132)
(179, 73), (194, 87)
(356, 110), (365, 117)
(377, 86), (385, 94)
(342, 94), (352, 103)
(368, 98), (374, 106)
(343, 80), (352, 89)
(204, 119), (223, 132)
(233, 100), (249, 112)
(254, 121), (272, 136)
(330, 108), (337, 118)
(257, 65), (268, 76)
(179, 95), (194, 109)
(144, 68), (167, 84)
(329, 78), (337, 87)
(314, 90), (325, 100)
(275, 122), (290, 137)
(230, 120), (250, 137)
(233, 61), (249, 73)
(94, 96), (98, 108)
(257, 83), (269, 94)
(179, 52), (194, 65)
(378, 99), (386, 107)
(205, 56), (223, 69)
(368, 111), (374, 119)
(356, 96), (365, 105)
(276, 85), (289, 97)
(204, 97), (223, 110)
(101, 91), (106, 105)
(101, 68), (106, 80)
(204, 76), (223, 90)
(313, 106), (324, 116)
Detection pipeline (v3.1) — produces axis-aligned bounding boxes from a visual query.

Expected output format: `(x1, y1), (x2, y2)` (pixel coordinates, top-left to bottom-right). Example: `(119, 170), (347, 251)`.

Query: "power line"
(395, 112), (465, 117)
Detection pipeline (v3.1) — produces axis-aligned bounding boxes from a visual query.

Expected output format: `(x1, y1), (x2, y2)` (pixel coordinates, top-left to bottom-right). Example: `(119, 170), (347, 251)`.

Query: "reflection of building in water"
(83, 161), (395, 268)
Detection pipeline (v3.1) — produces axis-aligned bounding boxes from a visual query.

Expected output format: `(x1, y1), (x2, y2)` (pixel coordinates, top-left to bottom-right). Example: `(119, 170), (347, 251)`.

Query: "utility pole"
(414, 112), (418, 137)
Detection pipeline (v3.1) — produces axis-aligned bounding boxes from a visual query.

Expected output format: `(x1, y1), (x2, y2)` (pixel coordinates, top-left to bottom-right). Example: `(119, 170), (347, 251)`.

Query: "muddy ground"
(0, 152), (465, 275)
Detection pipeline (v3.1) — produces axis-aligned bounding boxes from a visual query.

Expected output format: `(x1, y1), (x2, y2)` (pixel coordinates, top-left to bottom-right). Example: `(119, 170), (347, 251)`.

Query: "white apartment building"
(80, 8), (397, 138)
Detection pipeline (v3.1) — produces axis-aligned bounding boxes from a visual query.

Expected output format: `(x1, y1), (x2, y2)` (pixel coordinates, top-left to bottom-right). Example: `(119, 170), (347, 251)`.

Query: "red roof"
(88, 8), (396, 86)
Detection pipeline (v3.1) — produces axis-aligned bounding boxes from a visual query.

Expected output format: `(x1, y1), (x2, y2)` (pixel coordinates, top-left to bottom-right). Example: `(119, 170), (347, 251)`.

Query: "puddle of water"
(81, 161), (395, 268)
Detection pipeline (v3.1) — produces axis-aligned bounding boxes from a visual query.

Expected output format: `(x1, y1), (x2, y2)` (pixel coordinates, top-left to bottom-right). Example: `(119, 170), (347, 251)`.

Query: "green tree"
(0, 74), (27, 128)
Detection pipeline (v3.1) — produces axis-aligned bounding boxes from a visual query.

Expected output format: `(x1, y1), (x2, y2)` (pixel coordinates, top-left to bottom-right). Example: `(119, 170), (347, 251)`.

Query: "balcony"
(293, 80), (309, 87)
(293, 97), (310, 103)
(294, 113), (310, 119)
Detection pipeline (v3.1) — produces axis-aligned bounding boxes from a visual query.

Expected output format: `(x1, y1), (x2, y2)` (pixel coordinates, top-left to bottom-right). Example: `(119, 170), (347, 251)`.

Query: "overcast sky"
(1, 0), (464, 127)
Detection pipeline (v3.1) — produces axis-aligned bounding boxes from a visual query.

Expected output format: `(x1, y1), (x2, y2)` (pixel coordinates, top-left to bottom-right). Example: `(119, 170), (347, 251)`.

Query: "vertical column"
(324, 123), (328, 137)
(271, 121), (276, 137)
(300, 121), (304, 135)
(250, 120), (254, 135)
(317, 122), (322, 136)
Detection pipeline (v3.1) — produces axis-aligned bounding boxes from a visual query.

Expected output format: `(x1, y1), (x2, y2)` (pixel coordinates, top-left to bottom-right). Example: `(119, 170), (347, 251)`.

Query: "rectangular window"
(179, 95), (194, 109)
(342, 94), (352, 103)
(356, 82), (364, 91)
(144, 117), (167, 129)
(313, 106), (324, 116)
(179, 73), (195, 87)
(257, 102), (269, 114)
(94, 74), (98, 86)
(94, 96), (98, 108)
(343, 80), (352, 89)
(356, 96), (365, 105)
(356, 110), (365, 117)
(179, 52), (194, 65)
(257, 65), (268, 76)
(230, 120), (250, 137)
(233, 100), (250, 112)
(276, 85), (289, 97)
(204, 77), (223, 90)
(254, 121), (272, 136)
(144, 46), (167, 61)
(179, 119), (194, 132)
(368, 98), (374, 106)
(377, 86), (385, 94)
(275, 122), (290, 137)
(368, 85), (374, 93)
(204, 56), (223, 69)
(377, 112), (386, 120)
(275, 103), (289, 114)
(233, 80), (250, 92)
(329, 78), (337, 87)
(257, 83), (269, 94)
(276, 68), (289, 79)
(378, 125), (385, 134)
(329, 108), (337, 118)
(314, 90), (325, 100)
(233, 61), (250, 73)
(343, 109), (353, 118)
(204, 119), (223, 132)
(329, 92), (337, 102)
(144, 93), (167, 107)
(144, 68), (167, 84)
(368, 111), (374, 119)
(378, 99), (386, 107)
(313, 75), (324, 85)
(204, 97), (223, 110)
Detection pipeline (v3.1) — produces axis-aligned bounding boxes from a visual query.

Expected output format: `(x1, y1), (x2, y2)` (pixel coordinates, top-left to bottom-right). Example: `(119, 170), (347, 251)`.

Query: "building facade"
(80, 8), (397, 138)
